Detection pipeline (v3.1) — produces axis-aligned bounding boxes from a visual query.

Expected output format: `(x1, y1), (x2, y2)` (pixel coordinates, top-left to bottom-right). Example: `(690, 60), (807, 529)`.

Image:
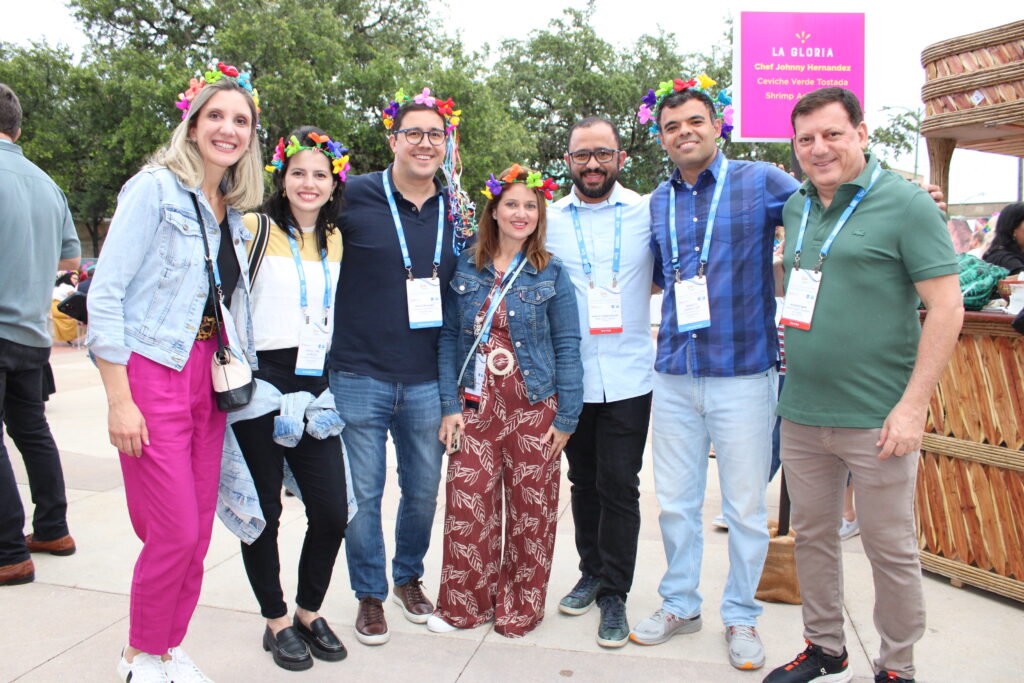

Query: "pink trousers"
(120, 338), (225, 654)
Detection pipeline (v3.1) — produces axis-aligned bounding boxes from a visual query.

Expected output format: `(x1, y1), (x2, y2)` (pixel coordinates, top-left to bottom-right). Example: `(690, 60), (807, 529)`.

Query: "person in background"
(432, 165), (582, 638)
(232, 127), (350, 672)
(0, 82), (80, 588)
(982, 202), (1024, 274)
(87, 64), (262, 683)
(51, 271), (80, 344)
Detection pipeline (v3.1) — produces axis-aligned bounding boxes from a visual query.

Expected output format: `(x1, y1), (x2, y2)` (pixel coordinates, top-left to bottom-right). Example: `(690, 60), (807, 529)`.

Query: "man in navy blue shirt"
(329, 95), (461, 646)
(630, 83), (799, 671)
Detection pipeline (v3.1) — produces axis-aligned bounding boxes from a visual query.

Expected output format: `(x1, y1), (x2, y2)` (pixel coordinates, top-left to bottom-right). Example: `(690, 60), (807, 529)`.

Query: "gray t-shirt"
(0, 139), (80, 347)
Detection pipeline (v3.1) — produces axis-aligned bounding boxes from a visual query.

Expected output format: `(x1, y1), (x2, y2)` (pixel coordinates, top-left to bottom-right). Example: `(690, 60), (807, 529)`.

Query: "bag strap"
(190, 192), (230, 360)
(247, 212), (271, 286)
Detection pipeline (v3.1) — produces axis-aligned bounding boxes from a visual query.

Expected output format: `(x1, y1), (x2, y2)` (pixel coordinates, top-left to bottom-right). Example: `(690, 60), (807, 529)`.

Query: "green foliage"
(869, 108), (920, 170)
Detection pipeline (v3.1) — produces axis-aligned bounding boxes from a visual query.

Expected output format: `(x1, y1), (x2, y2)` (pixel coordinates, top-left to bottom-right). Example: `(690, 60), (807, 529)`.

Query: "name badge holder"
(287, 233), (334, 376)
(667, 156), (728, 334)
(383, 172), (445, 329)
(781, 166), (882, 331)
(571, 203), (624, 335)
(456, 254), (529, 409)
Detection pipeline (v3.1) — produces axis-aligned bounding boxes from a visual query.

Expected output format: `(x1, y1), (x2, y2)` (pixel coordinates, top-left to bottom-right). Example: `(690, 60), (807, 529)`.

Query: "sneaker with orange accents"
(725, 624), (765, 670)
(763, 641), (851, 682)
(874, 671), (914, 683)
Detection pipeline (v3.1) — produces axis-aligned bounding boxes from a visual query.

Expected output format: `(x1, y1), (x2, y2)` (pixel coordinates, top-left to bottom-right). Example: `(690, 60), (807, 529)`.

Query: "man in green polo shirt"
(763, 88), (963, 683)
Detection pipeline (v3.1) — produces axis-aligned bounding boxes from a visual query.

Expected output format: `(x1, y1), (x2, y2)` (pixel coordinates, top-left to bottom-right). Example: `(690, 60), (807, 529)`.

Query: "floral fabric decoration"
(174, 61), (260, 120)
(481, 164), (559, 201)
(264, 133), (351, 183)
(636, 72), (734, 141)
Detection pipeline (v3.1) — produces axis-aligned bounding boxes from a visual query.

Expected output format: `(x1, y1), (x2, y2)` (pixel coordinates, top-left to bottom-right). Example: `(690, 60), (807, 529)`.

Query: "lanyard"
(287, 232), (332, 322)
(479, 254), (528, 344)
(382, 170), (444, 279)
(794, 165), (882, 270)
(668, 155), (729, 280)
(569, 202), (623, 288)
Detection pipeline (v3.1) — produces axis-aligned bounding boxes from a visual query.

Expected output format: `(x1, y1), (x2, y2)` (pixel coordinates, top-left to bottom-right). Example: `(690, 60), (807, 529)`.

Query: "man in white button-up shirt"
(545, 117), (654, 648)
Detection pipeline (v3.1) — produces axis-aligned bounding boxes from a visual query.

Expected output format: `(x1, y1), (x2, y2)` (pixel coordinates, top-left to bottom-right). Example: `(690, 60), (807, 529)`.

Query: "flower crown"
(481, 164), (559, 201)
(382, 87), (461, 132)
(636, 73), (734, 140)
(265, 133), (351, 182)
(175, 61), (260, 121)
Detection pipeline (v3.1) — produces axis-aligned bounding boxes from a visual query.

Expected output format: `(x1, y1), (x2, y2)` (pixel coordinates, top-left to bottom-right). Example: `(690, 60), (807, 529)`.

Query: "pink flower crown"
(382, 87), (461, 132)
(265, 133), (351, 183)
(175, 61), (260, 121)
(636, 73), (733, 140)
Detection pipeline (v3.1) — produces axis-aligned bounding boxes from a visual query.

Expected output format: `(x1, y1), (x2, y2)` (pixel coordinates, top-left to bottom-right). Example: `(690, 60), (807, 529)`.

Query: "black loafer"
(293, 615), (348, 662)
(262, 625), (313, 671)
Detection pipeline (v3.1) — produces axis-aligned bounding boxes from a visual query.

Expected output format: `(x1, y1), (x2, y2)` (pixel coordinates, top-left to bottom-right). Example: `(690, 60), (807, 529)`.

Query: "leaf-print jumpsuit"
(435, 271), (560, 638)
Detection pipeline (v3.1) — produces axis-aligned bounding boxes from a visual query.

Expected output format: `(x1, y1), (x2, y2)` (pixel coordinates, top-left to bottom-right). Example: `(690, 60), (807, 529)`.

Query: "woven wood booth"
(920, 20), (1024, 199)
(917, 311), (1024, 602)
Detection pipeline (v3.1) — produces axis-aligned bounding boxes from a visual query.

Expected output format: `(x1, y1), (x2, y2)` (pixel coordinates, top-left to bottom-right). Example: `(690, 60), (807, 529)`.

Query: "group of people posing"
(76, 63), (960, 683)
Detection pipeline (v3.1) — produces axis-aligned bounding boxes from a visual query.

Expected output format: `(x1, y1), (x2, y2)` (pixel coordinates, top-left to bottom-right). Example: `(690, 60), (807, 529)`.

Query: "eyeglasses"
(567, 148), (620, 165)
(393, 128), (447, 146)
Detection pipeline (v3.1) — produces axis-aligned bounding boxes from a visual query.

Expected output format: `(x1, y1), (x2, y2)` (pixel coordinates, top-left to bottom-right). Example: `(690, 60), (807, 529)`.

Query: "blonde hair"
(147, 78), (264, 210)
(474, 165), (551, 272)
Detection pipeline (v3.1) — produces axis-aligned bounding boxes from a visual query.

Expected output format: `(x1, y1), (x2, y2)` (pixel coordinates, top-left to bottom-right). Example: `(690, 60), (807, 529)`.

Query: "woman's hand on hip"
(542, 426), (571, 460)
(439, 412), (465, 454)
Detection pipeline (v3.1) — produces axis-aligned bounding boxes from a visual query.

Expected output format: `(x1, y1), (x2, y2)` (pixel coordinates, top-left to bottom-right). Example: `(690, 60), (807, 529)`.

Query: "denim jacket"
(87, 167), (256, 370)
(438, 250), (583, 433)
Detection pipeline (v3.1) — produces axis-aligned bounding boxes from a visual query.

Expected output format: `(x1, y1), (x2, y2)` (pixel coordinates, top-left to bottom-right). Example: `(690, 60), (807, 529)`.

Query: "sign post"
(733, 11), (866, 142)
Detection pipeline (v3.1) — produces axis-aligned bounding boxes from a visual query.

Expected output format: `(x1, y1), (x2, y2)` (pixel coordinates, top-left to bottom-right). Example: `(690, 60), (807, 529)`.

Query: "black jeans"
(232, 348), (348, 619)
(563, 392), (652, 600)
(0, 338), (69, 565)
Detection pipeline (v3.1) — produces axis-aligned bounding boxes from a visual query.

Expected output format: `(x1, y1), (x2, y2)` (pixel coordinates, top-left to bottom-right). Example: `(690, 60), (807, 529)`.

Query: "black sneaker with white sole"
(763, 641), (851, 683)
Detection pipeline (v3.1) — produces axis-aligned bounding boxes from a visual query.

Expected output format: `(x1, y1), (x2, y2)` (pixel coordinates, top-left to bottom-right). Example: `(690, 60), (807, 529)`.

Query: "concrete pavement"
(4, 344), (1022, 682)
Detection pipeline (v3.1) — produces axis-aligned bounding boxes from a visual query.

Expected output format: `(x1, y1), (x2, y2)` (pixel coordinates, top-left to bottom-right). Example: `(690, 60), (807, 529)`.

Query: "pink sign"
(735, 11), (865, 141)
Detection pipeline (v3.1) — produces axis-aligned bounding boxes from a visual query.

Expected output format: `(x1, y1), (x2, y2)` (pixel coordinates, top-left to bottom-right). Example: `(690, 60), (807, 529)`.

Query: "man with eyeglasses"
(328, 94), (461, 646)
(545, 116), (655, 649)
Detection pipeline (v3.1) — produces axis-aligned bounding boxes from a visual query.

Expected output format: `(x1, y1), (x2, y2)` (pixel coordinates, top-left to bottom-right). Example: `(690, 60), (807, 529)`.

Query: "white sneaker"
(839, 517), (861, 541)
(164, 646), (214, 682)
(426, 614), (457, 633)
(725, 624), (765, 670)
(629, 608), (702, 645)
(117, 649), (170, 683)
(712, 514), (729, 530)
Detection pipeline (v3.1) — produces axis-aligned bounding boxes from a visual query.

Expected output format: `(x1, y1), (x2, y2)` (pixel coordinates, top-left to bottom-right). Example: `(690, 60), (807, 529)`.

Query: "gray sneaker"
(629, 608), (702, 645)
(558, 574), (601, 615)
(725, 624), (765, 670)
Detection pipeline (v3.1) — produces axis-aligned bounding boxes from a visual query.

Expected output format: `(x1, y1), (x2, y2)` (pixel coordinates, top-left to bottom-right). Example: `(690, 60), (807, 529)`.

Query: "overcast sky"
(2, 0), (1021, 204)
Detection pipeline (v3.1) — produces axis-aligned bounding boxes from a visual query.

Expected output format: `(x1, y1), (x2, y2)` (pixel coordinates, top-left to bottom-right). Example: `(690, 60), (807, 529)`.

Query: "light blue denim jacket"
(87, 166), (256, 370)
(438, 250), (583, 433)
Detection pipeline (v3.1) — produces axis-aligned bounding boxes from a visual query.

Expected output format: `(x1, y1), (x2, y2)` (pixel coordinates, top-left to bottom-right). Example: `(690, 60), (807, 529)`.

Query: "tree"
(869, 108), (921, 175)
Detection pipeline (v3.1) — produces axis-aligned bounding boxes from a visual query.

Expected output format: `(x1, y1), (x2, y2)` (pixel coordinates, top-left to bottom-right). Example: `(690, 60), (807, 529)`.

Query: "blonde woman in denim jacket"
(432, 165), (582, 638)
(87, 73), (261, 683)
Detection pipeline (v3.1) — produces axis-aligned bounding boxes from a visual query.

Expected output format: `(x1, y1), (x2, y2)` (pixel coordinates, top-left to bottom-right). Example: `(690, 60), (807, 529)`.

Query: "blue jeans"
(651, 368), (777, 626)
(329, 370), (444, 600)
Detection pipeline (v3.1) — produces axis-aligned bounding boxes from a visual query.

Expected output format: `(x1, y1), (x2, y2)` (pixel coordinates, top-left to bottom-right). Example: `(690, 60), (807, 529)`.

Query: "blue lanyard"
(668, 155), (729, 280)
(382, 170), (444, 279)
(479, 253), (528, 344)
(286, 232), (332, 322)
(794, 165), (882, 271)
(569, 202), (623, 288)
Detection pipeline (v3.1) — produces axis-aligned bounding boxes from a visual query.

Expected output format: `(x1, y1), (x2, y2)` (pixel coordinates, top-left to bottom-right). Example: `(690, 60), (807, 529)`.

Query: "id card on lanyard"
(667, 156), (728, 334)
(383, 171), (445, 329)
(570, 203), (624, 334)
(287, 233), (334, 376)
(781, 166), (882, 331)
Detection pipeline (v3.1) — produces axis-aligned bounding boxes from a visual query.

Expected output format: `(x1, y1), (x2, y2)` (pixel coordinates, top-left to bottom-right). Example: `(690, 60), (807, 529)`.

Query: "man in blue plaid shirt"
(629, 86), (799, 671)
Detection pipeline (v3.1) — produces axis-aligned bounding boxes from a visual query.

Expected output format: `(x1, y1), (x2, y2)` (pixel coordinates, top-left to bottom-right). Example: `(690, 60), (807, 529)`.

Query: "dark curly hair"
(261, 125), (346, 253)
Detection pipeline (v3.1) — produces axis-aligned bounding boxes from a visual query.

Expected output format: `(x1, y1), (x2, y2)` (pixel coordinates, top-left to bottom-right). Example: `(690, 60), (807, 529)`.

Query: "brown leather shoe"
(25, 533), (76, 556)
(392, 578), (433, 624)
(355, 597), (389, 645)
(0, 558), (35, 586)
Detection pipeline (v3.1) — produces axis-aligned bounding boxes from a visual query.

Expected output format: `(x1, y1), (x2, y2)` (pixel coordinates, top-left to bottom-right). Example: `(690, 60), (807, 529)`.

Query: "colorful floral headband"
(382, 87), (461, 132)
(636, 73), (734, 140)
(175, 61), (260, 121)
(481, 164), (559, 201)
(265, 133), (351, 182)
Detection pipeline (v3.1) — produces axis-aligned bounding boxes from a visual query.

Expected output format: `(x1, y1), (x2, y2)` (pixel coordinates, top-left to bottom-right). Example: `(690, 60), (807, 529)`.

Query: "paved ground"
(4, 345), (1022, 682)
